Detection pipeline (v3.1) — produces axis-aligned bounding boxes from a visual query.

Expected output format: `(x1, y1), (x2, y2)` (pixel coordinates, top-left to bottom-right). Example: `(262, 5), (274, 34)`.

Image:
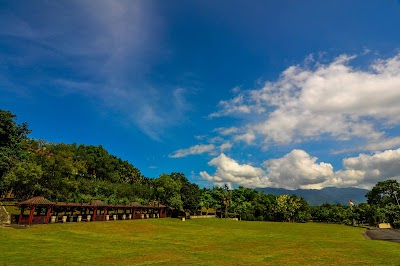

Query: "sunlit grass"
(1, 219), (399, 265)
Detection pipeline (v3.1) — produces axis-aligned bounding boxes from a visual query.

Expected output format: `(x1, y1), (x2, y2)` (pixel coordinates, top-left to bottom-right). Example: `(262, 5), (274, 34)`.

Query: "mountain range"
(256, 187), (368, 206)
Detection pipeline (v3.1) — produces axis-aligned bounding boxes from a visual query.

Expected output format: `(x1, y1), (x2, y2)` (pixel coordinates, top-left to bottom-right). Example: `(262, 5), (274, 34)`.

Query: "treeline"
(1, 110), (400, 227)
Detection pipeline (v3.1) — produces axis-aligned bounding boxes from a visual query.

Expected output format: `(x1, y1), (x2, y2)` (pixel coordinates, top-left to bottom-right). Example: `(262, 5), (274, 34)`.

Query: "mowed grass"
(1, 219), (399, 265)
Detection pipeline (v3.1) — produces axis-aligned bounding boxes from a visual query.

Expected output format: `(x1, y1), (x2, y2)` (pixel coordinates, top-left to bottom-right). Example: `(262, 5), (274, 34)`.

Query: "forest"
(1, 109), (399, 227)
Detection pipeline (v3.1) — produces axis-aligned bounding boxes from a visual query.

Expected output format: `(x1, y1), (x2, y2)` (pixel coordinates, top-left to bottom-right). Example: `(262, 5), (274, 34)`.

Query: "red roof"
(17, 197), (168, 209)
(90, 200), (107, 206)
(130, 202), (145, 208)
(17, 196), (55, 206)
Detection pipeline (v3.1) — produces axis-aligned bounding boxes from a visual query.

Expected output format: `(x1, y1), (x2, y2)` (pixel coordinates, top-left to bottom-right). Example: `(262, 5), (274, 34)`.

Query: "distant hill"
(256, 187), (368, 206)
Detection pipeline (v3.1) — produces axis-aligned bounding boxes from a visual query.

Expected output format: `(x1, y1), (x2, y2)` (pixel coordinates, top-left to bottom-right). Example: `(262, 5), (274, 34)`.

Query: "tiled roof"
(55, 202), (90, 207)
(17, 197), (167, 208)
(130, 202), (145, 208)
(18, 196), (55, 206)
(90, 200), (107, 206)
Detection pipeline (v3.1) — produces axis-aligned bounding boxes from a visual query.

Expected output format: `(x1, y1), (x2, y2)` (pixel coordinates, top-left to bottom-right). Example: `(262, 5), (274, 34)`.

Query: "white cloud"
(263, 149), (334, 189)
(200, 148), (400, 190)
(234, 131), (256, 144)
(213, 127), (239, 136)
(341, 149), (400, 185)
(220, 142), (233, 152)
(210, 54), (400, 148)
(200, 153), (269, 188)
(209, 94), (265, 118)
(309, 149), (400, 189)
(357, 137), (400, 152)
(169, 144), (215, 158)
(334, 136), (400, 154)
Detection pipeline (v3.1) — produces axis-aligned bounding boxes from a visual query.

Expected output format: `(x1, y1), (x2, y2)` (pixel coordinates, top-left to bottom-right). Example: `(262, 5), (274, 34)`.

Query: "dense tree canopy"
(0, 110), (31, 196)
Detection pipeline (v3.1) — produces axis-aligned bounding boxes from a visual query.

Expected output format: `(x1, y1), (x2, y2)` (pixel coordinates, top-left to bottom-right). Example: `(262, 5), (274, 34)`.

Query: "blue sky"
(2, 0), (400, 189)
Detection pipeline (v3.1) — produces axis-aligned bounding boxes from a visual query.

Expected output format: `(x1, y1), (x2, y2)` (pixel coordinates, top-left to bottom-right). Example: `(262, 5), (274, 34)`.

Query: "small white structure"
(379, 223), (392, 228)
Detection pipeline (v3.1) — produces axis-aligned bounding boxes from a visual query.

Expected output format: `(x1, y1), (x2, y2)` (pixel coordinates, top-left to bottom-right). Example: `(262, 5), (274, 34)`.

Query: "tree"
(211, 186), (224, 218)
(273, 195), (301, 222)
(181, 182), (200, 213)
(366, 179), (400, 207)
(169, 173), (200, 214)
(0, 110), (31, 196)
(291, 195), (311, 223)
(3, 161), (43, 198)
(231, 186), (246, 219)
(222, 184), (232, 218)
(198, 188), (214, 215)
(155, 173), (183, 211)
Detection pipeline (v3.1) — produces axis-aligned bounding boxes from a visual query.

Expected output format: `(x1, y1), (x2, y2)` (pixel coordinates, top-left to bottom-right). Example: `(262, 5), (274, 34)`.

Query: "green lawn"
(1, 219), (399, 265)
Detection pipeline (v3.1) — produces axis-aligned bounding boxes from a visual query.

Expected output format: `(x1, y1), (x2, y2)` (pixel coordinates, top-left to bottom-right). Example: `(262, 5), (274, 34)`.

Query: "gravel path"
(365, 228), (400, 243)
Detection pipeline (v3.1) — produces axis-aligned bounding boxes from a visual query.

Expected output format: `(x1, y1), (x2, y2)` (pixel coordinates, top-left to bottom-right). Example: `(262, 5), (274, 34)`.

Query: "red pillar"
(160, 208), (163, 218)
(45, 207), (52, 224)
(93, 207), (97, 222)
(103, 208), (107, 220)
(140, 208), (142, 219)
(28, 206), (36, 225)
(18, 207), (24, 225)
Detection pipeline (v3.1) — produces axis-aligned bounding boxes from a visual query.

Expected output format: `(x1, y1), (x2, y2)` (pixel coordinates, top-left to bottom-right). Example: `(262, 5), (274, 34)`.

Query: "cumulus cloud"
(200, 148), (400, 189)
(360, 138), (400, 152)
(200, 153), (269, 188)
(263, 149), (334, 189)
(169, 144), (215, 158)
(210, 54), (400, 149)
(341, 149), (400, 185)
(334, 136), (400, 154)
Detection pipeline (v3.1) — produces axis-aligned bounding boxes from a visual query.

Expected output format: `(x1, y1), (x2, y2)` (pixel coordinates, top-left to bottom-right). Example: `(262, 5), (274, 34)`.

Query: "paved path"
(365, 228), (400, 243)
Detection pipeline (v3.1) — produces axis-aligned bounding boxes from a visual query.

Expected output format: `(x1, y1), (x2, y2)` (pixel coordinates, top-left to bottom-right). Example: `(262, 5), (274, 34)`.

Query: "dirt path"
(365, 228), (400, 243)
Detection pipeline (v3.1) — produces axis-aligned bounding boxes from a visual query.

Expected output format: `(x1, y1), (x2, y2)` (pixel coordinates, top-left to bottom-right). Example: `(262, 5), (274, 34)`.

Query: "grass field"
(1, 219), (399, 265)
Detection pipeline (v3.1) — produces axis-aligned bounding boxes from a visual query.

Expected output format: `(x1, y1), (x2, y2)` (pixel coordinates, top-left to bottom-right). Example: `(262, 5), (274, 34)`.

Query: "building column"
(45, 207), (52, 224)
(18, 207), (24, 225)
(93, 207), (97, 222)
(28, 206), (36, 225)
(103, 208), (107, 220)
